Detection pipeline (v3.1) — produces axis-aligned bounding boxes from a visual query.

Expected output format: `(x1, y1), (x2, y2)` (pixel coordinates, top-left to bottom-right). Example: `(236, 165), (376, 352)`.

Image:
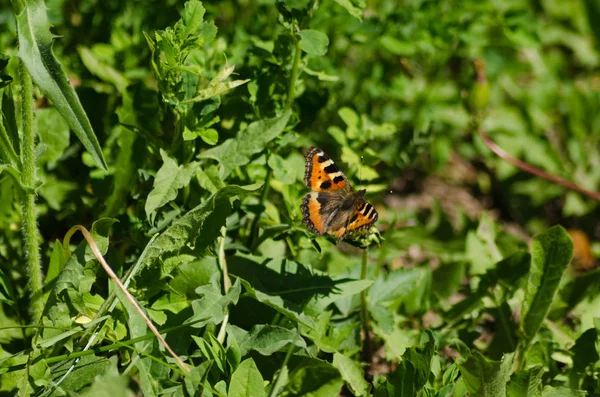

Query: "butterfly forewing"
(303, 147), (351, 192)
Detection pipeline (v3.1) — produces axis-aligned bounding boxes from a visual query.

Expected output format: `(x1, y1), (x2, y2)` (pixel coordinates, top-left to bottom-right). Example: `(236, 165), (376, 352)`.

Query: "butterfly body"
(301, 147), (378, 241)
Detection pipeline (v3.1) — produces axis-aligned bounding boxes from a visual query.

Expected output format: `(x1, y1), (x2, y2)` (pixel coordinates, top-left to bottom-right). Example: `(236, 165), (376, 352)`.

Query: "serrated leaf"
(180, 0), (208, 37)
(459, 352), (514, 397)
(188, 279), (241, 328)
(15, 0), (107, 170)
(54, 218), (116, 295)
(145, 149), (196, 222)
(236, 324), (307, 356)
(299, 30), (329, 56)
(229, 358), (266, 397)
(200, 111), (291, 178)
(137, 184), (262, 288)
(387, 336), (436, 397)
(507, 366), (544, 397)
(520, 226), (573, 342)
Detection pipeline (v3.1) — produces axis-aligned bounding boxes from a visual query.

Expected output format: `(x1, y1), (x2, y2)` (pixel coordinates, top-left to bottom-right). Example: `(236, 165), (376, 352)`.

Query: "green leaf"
(229, 358), (266, 397)
(137, 184), (262, 288)
(380, 36), (416, 56)
(101, 127), (137, 218)
(332, 353), (370, 397)
(569, 328), (599, 387)
(238, 278), (316, 329)
(283, 357), (343, 397)
(0, 268), (15, 305)
(200, 111), (291, 178)
(184, 64), (249, 103)
(15, 0), (107, 170)
(520, 226), (573, 342)
(1, 85), (20, 158)
(584, 0), (600, 49)
(145, 149), (196, 222)
(338, 107), (359, 129)
(79, 360), (131, 397)
(36, 107), (70, 165)
(507, 366), (544, 397)
(459, 352), (514, 397)
(235, 324), (307, 356)
(299, 30), (329, 56)
(0, 111), (19, 168)
(49, 355), (111, 393)
(78, 46), (128, 93)
(369, 267), (424, 307)
(541, 386), (587, 397)
(268, 153), (295, 184)
(187, 127), (219, 145)
(280, 0), (311, 10)
(332, 0), (363, 20)
(387, 336), (436, 396)
(188, 278), (241, 328)
(45, 240), (66, 287)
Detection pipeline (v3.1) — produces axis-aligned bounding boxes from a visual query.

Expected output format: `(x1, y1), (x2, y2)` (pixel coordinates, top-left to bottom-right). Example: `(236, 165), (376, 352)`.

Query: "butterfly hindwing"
(346, 199), (378, 235)
(304, 147), (351, 192)
(301, 192), (326, 236)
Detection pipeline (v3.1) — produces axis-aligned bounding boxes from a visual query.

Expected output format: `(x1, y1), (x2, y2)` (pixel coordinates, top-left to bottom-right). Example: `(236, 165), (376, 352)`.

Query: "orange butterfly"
(301, 147), (378, 242)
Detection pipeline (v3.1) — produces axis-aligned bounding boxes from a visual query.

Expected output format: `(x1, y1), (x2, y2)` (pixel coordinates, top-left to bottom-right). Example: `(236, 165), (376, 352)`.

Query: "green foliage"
(0, 0), (599, 395)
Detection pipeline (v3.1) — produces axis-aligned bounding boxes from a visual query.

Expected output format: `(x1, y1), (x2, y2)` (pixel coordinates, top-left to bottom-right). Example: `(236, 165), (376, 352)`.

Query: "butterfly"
(301, 147), (378, 242)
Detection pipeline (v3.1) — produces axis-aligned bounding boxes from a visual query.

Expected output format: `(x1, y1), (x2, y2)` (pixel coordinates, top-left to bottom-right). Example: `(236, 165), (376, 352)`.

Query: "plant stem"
(479, 130), (600, 201)
(248, 159), (272, 248)
(268, 345), (295, 397)
(360, 248), (372, 364)
(19, 61), (43, 323)
(286, 35), (302, 112)
(250, 34), (301, 250)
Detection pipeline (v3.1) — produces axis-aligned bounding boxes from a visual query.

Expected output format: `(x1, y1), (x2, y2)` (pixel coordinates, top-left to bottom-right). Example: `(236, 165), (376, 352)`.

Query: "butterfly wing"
(346, 199), (378, 235)
(303, 147), (351, 192)
(301, 191), (327, 236)
(301, 147), (376, 242)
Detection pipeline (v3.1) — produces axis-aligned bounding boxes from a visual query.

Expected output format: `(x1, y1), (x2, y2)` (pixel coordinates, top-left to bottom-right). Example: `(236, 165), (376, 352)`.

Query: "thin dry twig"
(479, 130), (600, 201)
(217, 226), (231, 344)
(65, 225), (190, 372)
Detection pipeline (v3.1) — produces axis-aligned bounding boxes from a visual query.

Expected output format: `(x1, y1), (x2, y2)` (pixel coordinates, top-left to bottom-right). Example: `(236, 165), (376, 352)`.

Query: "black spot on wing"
(320, 181), (332, 190)
(333, 175), (344, 184)
(350, 213), (358, 223)
(324, 164), (339, 173)
(317, 155), (329, 163)
(357, 201), (366, 211)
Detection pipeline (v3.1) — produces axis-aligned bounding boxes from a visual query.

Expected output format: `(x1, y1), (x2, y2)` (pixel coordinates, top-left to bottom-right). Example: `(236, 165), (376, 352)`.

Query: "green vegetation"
(0, 0), (599, 395)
